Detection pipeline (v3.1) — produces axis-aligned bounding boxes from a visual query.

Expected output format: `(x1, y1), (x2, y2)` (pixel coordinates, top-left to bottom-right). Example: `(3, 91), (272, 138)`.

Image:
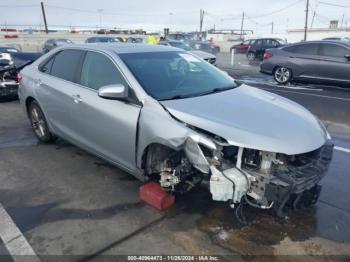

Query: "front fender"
(136, 99), (215, 170)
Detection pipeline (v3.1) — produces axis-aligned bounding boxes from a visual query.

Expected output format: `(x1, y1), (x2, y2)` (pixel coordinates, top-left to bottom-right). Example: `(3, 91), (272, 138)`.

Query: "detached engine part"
(210, 166), (248, 203)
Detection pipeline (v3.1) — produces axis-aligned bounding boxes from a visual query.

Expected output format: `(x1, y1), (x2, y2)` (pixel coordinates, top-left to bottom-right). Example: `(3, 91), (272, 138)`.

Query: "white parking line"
(0, 203), (40, 261)
(241, 80), (323, 91)
(335, 146), (350, 154)
(275, 84), (323, 91)
(262, 87), (350, 102)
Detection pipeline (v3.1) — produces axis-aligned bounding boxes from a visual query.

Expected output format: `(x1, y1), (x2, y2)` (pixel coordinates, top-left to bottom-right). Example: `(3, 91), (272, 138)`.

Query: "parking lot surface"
(0, 53), (350, 261)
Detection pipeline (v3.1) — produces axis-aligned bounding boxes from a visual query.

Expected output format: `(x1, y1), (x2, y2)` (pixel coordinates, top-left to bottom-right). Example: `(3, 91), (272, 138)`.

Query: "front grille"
(276, 141), (334, 194)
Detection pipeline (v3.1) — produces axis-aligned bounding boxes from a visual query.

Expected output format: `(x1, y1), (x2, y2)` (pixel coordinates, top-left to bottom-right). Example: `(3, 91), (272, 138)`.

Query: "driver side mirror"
(345, 54), (350, 61)
(98, 84), (128, 100)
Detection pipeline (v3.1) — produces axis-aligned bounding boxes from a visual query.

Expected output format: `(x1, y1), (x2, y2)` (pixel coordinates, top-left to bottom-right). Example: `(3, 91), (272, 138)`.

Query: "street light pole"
(169, 12), (173, 31)
(97, 9), (103, 30)
(240, 12), (245, 40)
(199, 9), (204, 40)
(304, 0), (309, 41)
(271, 21), (274, 34)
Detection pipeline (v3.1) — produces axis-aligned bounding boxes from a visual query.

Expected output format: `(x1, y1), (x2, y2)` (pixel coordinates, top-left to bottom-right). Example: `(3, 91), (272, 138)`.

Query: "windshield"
(119, 51), (239, 100)
(169, 42), (192, 51)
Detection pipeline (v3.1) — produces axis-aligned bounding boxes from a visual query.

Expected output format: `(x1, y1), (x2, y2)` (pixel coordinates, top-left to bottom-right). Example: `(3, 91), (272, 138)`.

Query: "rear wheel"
(247, 52), (256, 61)
(29, 100), (56, 143)
(274, 66), (292, 85)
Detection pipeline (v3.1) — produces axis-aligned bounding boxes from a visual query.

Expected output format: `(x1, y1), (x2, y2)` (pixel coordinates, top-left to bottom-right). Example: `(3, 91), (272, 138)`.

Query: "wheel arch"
(140, 142), (180, 170)
(25, 96), (36, 116)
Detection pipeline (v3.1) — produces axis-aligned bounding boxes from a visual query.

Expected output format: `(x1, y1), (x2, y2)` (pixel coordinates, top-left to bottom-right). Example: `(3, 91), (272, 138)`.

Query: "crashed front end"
(153, 132), (333, 217)
(140, 85), (334, 216)
(203, 139), (333, 216)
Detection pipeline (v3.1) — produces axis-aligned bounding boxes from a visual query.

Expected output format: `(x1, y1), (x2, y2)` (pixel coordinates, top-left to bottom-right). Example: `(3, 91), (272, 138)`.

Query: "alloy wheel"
(31, 107), (47, 138)
(274, 67), (291, 84)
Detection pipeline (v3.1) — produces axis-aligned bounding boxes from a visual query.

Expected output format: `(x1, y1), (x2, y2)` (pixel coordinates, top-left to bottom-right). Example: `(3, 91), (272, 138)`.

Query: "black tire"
(29, 100), (56, 143)
(247, 52), (256, 61)
(273, 66), (292, 85)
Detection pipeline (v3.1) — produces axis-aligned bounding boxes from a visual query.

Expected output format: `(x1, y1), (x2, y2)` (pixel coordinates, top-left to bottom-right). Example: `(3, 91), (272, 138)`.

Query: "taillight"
(263, 53), (273, 59)
(17, 73), (23, 82)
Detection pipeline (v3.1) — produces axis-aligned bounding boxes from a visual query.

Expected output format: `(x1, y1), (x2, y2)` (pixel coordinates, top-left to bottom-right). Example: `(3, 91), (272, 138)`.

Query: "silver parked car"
(18, 44), (333, 217)
(43, 39), (73, 54)
(159, 40), (217, 64)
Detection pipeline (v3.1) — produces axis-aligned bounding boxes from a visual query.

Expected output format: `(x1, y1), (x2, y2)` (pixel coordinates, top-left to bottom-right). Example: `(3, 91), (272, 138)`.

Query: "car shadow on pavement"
(5, 201), (145, 233)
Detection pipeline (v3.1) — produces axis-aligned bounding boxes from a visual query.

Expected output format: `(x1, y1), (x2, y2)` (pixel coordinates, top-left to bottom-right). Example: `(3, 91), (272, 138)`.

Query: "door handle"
(72, 94), (83, 103)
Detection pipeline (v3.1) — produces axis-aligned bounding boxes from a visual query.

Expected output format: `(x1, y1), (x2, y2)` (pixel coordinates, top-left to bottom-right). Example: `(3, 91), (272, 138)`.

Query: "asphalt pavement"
(0, 53), (349, 261)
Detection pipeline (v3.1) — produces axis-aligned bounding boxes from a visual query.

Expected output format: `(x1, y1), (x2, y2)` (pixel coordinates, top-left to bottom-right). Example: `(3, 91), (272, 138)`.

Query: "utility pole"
(340, 14), (345, 29)
(271, 22), (274, 34)
(169, 12), (173, 31)
(41, 1), (48, 34)
(199, 9), (204, 40)
(304, 0), (309, 41)
(239, 12), (245, 40)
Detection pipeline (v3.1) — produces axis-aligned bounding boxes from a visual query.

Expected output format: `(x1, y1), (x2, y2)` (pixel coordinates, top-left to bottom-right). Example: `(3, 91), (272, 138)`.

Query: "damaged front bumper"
(207, 140), (333, 216)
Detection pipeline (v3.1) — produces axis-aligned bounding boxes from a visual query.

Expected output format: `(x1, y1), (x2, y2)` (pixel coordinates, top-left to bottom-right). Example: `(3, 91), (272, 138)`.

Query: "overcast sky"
(1, 0), (349, 34)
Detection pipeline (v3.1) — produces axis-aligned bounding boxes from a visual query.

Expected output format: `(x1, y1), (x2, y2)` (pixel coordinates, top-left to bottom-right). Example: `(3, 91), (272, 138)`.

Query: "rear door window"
(80, 51), (127, 90)
(320, 43), (349, 58)
(50, 49), (84, 82)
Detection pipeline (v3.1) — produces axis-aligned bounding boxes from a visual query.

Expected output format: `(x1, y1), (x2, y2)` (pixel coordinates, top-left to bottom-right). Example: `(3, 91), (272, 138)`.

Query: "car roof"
(253, 38), (282, 40)
(294, 40), (350, 47)
(58, 43), (179, 54)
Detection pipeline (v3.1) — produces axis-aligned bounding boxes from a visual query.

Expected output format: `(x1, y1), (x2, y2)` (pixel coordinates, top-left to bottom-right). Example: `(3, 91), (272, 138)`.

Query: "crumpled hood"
(160, 85), (327, 155)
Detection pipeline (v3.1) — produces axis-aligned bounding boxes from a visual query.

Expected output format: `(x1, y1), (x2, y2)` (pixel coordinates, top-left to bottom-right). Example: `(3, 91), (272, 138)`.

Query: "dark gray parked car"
(260, 40), (350, 85)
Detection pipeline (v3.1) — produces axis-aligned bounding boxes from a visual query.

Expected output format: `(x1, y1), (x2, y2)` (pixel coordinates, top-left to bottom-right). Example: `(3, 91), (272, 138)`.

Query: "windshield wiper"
(160, 84), (239, 101)
(195, 85), (237, 97)
(160, 94), (192, 101)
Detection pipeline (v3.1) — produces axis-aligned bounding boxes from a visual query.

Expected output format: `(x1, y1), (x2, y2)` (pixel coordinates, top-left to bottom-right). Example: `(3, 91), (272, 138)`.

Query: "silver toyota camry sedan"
(18, 44), (333, 217)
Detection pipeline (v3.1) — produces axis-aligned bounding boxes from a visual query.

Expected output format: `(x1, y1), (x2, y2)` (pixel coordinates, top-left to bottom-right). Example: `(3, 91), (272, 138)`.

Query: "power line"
(248, 0), (304, 19)
(45, 4), (196, 17)
(318, 1), (350, 8)
(0, 4), (38, 8)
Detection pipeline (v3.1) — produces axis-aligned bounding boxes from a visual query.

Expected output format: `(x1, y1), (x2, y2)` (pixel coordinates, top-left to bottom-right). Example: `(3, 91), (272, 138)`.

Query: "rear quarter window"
(320, 43), (349, 58)
(50, 49), (84, 82)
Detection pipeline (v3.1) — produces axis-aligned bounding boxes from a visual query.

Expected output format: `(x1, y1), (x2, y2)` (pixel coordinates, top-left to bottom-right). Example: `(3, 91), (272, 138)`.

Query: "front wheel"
(274, 66), (292, 85)
(29, 101), (56, 143)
